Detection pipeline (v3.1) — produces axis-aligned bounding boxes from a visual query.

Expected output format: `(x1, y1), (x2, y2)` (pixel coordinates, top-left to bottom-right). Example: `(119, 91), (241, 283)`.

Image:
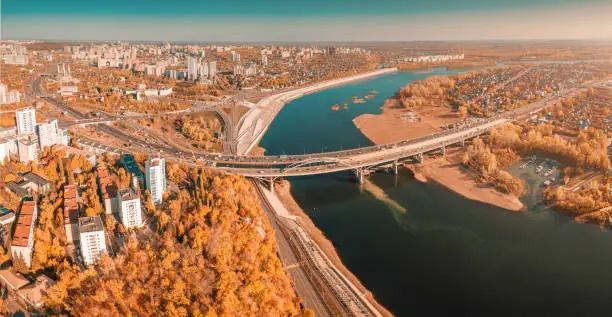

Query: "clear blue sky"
(2, 0), (611, 41)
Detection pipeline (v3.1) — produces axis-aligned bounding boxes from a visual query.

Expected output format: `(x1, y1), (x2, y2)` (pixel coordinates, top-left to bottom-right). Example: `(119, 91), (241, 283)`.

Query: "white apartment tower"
(78, 216), (107, 266)
(118, 188), (143, 229)
(18, 138), (39, 163)
(187, 56), (198, 81)
(145, 156), (166, 204)
(199, 61), (209, 79)
(15, 108), (36, 135)
(36, 119), (59, 150)
(230, 51), (240, 62)
(208, 61), (217, 78)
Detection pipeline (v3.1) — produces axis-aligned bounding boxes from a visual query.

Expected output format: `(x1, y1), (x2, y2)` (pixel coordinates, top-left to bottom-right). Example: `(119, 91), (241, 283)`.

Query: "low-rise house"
(21, 172), (50, 195)
(4, 181), (30, 198)
(17, 274), (55, 310)
(0, 206), (16, 226)
(121, 153), (144, 188)
(0, 269), (55, 312)
(54, 145), (97, 167)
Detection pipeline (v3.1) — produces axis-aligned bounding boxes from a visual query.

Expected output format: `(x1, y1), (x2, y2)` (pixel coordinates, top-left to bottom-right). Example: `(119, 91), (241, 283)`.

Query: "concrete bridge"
(232, 117), (511, 189)
(70, 82), (593, 192)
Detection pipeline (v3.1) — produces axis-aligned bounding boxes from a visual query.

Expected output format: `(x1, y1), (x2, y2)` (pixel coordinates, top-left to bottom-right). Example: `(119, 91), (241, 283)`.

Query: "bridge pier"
(440, 146), (446, 156)
(269, 177), (275, 192)
(417, 153), (424, 163)
(461, 139), (465, 147)
(393, 160), (399, 174)
(354, 168), (364, 184)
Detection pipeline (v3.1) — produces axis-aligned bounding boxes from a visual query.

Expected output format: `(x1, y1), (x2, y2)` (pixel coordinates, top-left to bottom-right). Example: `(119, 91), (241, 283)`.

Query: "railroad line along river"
(259, 69), (612, 317)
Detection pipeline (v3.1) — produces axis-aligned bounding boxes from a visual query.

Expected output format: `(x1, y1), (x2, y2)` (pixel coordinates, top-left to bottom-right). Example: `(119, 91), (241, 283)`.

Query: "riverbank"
(407, 150), (524, 211)
(353, 97), (524, 211)
(353, 98), (457, 144)
(274, 180), (394, 317)
(236, 68), (398, 155)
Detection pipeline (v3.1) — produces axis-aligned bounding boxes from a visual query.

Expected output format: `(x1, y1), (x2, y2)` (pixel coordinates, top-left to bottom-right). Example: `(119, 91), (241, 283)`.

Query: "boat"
(364, 94), (375, 100)
(353, 98), (366, 104)
(341, 105), (349, 110)
(331, 104), (340, 111)
(369, 90), (379, 94)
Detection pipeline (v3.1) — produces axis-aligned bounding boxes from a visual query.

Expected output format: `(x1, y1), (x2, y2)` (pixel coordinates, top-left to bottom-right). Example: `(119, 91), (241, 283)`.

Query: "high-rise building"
(0, 136), (18, 164)
(36, 119), (59, 150)
(145, 156), (166, 204)
(18, 138), (39, 163)
(261, 54), (268, 66)
(11, 200), (37, 268)
(57, 128), (69, 146)
(0, 141), (8, 164)
(208, 61), (217, 78)
(230, 51), (241, 62)
(199, 61), (209, 79)
(118, 188), (142, 229)
(245, 64), (257, 77)
(15, 108), (36, 135)
(0, 84), (7, 104)
(233, 64), (244, 75)
(187, 56), (199, 81)
(78, 216), (107, 266)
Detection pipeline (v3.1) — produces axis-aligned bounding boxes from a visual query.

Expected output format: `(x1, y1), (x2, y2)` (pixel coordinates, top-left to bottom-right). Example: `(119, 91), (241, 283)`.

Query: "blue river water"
(259, 69), (612, 317)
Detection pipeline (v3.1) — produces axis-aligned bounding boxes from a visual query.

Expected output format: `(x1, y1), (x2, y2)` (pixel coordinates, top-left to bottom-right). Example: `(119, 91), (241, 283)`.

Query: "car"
(258, 170), (265, 174)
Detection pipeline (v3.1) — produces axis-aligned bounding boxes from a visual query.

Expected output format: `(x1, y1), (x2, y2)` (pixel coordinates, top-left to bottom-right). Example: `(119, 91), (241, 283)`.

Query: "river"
(259, 69), (612, 317)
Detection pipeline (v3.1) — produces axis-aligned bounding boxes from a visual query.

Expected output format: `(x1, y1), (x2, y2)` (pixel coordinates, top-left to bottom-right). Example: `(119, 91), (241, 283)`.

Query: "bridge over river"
(71, 81), (594, 190)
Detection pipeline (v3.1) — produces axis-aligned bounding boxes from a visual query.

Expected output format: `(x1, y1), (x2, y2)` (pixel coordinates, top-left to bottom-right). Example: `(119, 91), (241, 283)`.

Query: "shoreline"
(353, 97), (525, 212)
(406, 153), (524, 212)
(236, 68), (398, 155)
(274, 180), (394, 317)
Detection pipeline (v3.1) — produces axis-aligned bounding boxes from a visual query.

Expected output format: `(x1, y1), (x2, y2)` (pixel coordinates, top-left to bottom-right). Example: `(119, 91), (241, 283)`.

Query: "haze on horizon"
(1, 0), (612, 42)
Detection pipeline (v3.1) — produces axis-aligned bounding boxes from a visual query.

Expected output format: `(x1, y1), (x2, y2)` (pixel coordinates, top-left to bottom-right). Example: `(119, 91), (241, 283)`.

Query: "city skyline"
(2, 0), (612, 41)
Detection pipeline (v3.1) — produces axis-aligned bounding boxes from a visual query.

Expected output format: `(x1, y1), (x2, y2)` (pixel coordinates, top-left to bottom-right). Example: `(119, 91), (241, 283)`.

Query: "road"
(66, 83), (593, 180)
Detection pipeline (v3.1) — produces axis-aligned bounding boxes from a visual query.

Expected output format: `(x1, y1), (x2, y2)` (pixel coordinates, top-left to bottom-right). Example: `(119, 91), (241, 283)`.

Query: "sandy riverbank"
(274, 180), (394, 317)
(407, 151), (524, 211)
(353, 98), (459, 145)
(353, 97), (524, 211)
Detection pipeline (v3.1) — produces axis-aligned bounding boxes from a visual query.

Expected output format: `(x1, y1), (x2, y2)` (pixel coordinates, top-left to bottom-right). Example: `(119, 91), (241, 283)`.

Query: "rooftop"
(12, 201), (36, 247)
(22, 172), (49, 186)
(17, 274), (56, 309)
(63, 184), (79, 224)
(54, 145), (94, 158)
(18, 139), (37, 147)
(4, 181), (29, 198)
(78, 216), (104, 233)
(119, 188), (140, 201)
(147, 156), (164, 167)
(121, 154), (144, 178)
(97, 164), (118, 199)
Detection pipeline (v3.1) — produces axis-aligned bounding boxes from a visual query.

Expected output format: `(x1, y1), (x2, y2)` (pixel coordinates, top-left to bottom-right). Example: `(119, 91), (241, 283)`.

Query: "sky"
(2, 0), (612, 41)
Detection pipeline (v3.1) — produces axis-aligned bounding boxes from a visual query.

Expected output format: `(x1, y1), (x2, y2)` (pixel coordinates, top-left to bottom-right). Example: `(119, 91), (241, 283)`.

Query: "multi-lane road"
(68, 84), (587, 180)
